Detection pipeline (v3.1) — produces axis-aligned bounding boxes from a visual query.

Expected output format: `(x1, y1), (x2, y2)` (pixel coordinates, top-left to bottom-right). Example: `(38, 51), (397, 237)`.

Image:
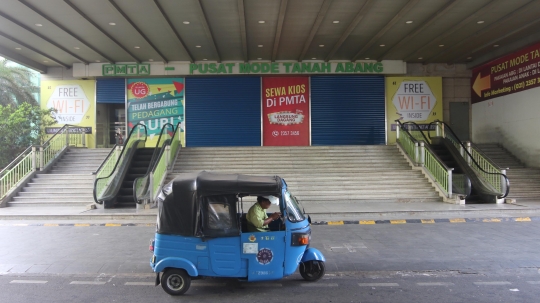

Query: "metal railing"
(428, 120), (509, 198)
(93, 123), (148, 204)
(1, 125), (84, 201)
(395, 120), (453, 197)
(134, 122), (182, 205)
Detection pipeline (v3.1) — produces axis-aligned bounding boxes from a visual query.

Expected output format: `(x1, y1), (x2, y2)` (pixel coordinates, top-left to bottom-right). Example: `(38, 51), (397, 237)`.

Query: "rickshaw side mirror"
(307, 215), (312, 224)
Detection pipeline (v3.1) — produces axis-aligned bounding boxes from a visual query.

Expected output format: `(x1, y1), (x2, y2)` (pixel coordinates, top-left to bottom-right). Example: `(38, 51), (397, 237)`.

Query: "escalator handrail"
(92, 144), (119, 175)
(132, 123), (176, 204)
(428, 120), (509, 198)
(397, 120), (431, 143)
(93, 123), (148, 204)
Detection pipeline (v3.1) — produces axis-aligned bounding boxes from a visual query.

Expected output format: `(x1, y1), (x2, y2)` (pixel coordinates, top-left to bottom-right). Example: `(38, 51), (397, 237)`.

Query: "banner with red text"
(471, 41), (540, 103)
(262, 77), (310, 146)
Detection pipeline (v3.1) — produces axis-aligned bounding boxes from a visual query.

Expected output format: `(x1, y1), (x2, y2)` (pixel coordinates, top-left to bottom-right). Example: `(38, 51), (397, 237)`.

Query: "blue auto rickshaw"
(149, 171), (326, 295)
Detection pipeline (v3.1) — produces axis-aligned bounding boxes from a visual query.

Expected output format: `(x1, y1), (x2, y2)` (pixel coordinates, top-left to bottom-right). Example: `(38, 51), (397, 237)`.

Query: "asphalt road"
(1, 221), (540, 302)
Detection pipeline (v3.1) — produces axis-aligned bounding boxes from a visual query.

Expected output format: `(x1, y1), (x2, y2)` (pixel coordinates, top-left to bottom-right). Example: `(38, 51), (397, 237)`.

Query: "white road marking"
(358, 283), (399, 287)
(10, 280), (47, 284)
(125, 282), (154, 286)
(474, 281), (511, 286)
(509, 289), (520, 292)
(241, 282), (282, 287)
(527, 281), (540, 284)
(301, 283), (338, 287)
(192, 282), (227, 287)
(70, 281), (106, 285)
(417, 282), (455, 286)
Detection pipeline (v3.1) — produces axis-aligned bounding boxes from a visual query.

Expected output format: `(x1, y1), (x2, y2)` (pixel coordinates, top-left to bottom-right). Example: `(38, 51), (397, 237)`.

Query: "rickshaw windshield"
(284, 190), (305, 222)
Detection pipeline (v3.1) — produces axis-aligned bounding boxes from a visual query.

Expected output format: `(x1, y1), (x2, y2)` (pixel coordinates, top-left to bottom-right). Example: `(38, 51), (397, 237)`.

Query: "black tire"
(161, 268), (191, 296)
(299, 260), (325, 282)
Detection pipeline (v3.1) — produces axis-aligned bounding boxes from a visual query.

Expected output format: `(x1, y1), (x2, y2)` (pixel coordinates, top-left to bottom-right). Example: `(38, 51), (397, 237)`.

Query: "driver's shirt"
(246, 202), (268, 232)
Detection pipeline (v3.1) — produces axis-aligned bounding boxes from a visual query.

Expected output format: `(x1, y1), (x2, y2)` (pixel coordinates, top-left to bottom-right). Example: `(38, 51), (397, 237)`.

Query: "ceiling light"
(467, 57), (473, 59)
(183, 21), (190, 24)
(319, 44), (324, 47)
(15, 47), (21, 50)
(406, 21), (413, 24)
(203, 58), (207, 60)
(493, 44), (499, 47)
(477, 21), (484, 24)
(365, 57), (370, 60)
(196, 45), (201, 48)
(439, 44), (444, 47)
(95, 60), (101, 62)
(35, 23), (42, 27)
(134, 46), (140, 49)
(258, 45), (263, 47)
(311, 58), (317, 60)
(149, 59), (154, 62)
(74, 47), (80, 49)
(380, 44), (385, 47)
(418, 57), (423, 60)
(332, 21), (339, 24)
(109, 22), (116, 26)
(258, 21), (265, 24)
(258, 58), (262, 60)
(43, 60), (48, 63)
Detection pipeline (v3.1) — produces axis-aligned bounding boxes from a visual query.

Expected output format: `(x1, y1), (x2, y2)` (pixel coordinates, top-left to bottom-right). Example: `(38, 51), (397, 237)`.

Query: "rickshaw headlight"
(291, 233), (310, 246)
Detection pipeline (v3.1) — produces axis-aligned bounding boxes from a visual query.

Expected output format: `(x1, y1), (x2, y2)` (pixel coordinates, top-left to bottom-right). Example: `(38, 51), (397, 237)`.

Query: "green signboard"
(103, 64), (151, 76)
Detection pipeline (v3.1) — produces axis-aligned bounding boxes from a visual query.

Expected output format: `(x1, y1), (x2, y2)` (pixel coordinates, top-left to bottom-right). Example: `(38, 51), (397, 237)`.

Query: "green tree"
(0, 103), (56, 168)
(0, 58), (39, 106)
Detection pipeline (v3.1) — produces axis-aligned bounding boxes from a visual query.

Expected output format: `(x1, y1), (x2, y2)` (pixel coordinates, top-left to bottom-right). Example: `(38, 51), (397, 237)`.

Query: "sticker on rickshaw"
(248, 234), (257, 242)
(257, 248), (273, 265)
(243, 243), (258, 254)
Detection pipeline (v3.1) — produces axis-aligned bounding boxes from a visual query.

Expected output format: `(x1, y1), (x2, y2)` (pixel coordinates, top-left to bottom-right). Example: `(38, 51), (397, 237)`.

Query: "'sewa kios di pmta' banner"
(127, 78), (185, 147)
(471, 41), (540, 103)
(386, 77), (443, 144)
(41, 80), (96, 148)
(262, 77), (310, 146)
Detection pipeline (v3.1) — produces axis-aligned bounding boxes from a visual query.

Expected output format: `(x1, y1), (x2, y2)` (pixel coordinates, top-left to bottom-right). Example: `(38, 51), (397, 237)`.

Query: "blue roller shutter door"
(96, 78), (125, 104)
(311, 76), (385, 145)
(185, 77), (261, 147)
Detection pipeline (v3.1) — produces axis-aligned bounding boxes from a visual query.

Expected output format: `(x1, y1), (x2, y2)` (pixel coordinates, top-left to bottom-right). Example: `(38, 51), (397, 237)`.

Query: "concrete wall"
(472, 87), (540, 168)
(406, 63), (472, 135)
(41, 67), (78, 81)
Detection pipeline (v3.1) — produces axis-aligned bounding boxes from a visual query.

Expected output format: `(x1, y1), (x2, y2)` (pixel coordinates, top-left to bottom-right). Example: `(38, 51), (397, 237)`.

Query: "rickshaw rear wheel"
(299, 260), (325, 281)
(161, 268), (191, 295)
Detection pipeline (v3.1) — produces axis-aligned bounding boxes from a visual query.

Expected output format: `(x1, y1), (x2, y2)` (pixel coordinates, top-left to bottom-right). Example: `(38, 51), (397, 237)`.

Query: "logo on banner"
(267, 110), (305, 125)
(130, 82), (150, 99)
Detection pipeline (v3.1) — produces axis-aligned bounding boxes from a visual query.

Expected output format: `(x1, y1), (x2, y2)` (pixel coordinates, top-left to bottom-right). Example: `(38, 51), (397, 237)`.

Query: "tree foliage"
(0, 103), (57, 169)
(0, 58), (39, 106)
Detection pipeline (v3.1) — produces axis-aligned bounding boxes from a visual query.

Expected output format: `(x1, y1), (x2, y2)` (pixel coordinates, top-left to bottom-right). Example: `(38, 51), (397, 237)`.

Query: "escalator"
(399, 120), (508, 203)
(115, 148), (154, 208)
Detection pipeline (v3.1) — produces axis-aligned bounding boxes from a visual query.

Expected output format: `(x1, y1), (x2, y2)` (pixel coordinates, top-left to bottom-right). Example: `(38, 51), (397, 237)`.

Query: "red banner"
(262, 77), (310, 146)
(471, 41), (540, 103)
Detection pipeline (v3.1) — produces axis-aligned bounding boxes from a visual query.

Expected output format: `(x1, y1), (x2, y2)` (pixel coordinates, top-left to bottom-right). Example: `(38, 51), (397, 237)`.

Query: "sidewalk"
(2, 200), (540, 223)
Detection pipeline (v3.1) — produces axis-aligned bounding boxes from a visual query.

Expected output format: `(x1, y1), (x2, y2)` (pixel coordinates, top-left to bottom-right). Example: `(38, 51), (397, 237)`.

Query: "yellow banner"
(386, 77), (443, 144)
(41, 80), (96, 148)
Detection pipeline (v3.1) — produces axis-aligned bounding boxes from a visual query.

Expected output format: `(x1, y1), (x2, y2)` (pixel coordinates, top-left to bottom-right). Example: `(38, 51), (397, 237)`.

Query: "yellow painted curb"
(359, 220), (376, 225)
(105, 223), (122, 227)
(421, 219), (435, 224)
(74, 223), (90, 227)
(327, 221), (344, 225)
(516, 217), (531, 222)
(43, 223), (58, 227)
(449, 218), (466, 223)
(390, 220), (407, 224)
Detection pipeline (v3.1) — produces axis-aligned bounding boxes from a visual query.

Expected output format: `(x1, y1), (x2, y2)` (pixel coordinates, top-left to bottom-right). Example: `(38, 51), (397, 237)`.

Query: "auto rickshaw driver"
(246, 196), (281, 232)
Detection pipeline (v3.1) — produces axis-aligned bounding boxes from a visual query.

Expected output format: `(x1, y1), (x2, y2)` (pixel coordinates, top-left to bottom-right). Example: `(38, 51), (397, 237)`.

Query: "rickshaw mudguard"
(154, 257), (198, 277)
(301, 247), (326, 263)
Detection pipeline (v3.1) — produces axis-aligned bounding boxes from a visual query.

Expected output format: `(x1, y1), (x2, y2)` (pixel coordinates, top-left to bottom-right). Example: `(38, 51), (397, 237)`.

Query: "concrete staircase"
(475, 143), (540, 202)
(167, 146), (442, 204)
(7, 148), (112, 207)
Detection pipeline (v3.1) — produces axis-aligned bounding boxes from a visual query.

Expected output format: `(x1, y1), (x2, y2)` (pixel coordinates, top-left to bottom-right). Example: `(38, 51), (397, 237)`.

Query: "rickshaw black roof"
(173, 171), (283, 197)
(156, 171), (283, 237)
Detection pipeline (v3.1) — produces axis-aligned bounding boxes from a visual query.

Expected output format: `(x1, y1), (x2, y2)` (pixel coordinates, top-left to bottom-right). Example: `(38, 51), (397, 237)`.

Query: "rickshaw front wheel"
(161, 268), (191, 295)
(299, 260), (325, 282)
